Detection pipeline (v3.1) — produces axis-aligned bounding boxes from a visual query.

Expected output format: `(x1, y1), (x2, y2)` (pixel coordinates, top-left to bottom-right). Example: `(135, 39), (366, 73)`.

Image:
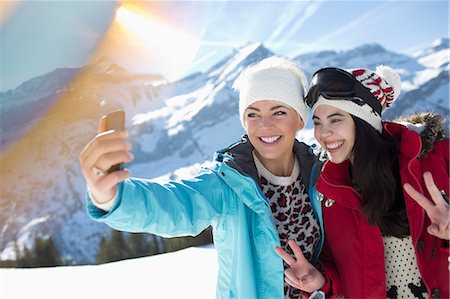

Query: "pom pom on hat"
(375, 65), (402, 106)
(350, 65), (401, 113)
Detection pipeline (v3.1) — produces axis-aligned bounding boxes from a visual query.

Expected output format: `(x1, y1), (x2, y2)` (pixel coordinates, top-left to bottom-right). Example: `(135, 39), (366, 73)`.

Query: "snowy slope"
(0, 63), (168, 263)
(383, 38), (449, 121)
(0, 38), (448, 265)
(415, 38), (449, 69)
(0, 245), (218, 298)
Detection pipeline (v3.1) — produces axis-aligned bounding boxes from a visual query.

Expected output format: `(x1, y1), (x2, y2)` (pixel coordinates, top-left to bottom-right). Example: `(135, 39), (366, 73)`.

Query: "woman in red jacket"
(275, 66), (449, 298)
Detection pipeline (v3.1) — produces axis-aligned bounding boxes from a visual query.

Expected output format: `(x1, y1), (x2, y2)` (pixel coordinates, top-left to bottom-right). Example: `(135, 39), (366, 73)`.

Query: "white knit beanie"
(233, 56), (308, 127)
(312, 65), (402, 133)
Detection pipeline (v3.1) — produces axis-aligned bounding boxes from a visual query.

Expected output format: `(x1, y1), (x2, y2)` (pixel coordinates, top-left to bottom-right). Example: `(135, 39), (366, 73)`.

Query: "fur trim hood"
(394, 112), (446, 158)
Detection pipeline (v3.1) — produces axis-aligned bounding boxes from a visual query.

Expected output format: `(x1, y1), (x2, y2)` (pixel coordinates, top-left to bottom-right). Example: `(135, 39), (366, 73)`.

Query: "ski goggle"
(304, 67), (382, 114)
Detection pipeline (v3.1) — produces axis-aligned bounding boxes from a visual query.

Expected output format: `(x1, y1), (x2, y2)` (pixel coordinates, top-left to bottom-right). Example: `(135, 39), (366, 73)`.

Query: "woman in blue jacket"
(79, 56), (324, 299)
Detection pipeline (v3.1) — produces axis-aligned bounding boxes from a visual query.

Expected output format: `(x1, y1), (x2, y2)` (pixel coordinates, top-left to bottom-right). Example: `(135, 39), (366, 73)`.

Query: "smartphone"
(104, 110), (125, 173)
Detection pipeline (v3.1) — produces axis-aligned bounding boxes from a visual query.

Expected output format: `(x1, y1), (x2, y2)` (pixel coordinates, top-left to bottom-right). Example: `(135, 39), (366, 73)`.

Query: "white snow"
(418, 49), (450, 69)
(132, 108), (171, 126)
(19, 217), (49, 235)
(413, 68), (443, 86)
(0, 245), (218, 299)
(166, 84), (215, 136)
(296, 127), (316, 146)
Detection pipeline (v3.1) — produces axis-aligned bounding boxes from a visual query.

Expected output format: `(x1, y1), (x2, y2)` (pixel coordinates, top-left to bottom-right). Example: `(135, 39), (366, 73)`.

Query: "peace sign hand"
(404, 172), (450, 240)
(275, 240), (326, 292)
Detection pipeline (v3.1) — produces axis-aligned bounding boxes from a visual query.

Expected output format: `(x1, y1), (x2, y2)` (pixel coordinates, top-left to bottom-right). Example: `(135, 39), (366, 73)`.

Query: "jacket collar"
(214, 135), (317, 213)
(392, 112), (446, 158)
(382, 121), (421, 163)
(318, 159), (362, 209)
(215, 135), (316, 184)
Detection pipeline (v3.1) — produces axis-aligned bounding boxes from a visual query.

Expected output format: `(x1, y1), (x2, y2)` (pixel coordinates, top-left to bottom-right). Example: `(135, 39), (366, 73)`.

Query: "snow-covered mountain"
(0, 61), (170, 263)
(0, 39), (448, 264)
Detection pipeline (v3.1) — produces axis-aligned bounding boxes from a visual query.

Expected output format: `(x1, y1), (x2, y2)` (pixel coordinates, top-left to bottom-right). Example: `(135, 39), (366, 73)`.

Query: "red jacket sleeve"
(315, 239), (344, 298)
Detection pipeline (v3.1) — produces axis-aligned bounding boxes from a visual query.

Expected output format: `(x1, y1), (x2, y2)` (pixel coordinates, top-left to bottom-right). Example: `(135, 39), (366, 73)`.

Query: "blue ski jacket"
(87, 136), (324, 299)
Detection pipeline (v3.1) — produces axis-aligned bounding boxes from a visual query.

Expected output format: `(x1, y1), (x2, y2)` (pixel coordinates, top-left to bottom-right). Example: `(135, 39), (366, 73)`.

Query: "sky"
(0, 0), (448, 92)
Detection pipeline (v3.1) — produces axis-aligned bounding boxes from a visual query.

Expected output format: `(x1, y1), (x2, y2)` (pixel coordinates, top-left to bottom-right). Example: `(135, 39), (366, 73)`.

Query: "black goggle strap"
(351, 80), (382, 115)
(306, 68), (382, 115)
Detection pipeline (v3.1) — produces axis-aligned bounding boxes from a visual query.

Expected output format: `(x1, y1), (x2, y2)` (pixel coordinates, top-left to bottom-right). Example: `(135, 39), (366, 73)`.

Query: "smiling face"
(244, 100), (304, 176)
(313, 104), (356, 164)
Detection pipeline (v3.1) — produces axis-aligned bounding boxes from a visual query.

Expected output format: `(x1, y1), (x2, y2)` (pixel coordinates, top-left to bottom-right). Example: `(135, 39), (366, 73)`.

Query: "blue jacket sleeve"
(86, 168), (233, 237)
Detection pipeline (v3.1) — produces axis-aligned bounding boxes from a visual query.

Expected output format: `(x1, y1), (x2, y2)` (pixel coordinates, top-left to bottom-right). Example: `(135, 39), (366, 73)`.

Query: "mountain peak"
(414, 37), (449, 58)
(431, 37), (449, 51)
(87, 56), (129, 75)
(239, 41), (263, 52)
(206, 42), (274, 80)
(92, 55), (115, 67)
(414, 37), (449, 69)
(350, 43), (386, 55)
(105, 63), (128, 75)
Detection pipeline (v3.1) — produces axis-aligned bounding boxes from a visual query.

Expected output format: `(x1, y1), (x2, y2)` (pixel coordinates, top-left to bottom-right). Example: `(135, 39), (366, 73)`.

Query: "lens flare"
(0, 1), (20, 28)
(114, 5), (200, 80)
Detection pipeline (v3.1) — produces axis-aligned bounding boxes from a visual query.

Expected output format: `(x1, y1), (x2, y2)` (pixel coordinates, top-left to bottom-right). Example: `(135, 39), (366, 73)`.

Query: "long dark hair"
(351, 116), (409, 238)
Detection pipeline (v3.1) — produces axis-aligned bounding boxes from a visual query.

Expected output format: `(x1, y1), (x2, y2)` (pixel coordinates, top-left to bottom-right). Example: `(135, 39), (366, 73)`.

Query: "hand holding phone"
(79, 109), (130, 203)
(104, 110), (125, 174)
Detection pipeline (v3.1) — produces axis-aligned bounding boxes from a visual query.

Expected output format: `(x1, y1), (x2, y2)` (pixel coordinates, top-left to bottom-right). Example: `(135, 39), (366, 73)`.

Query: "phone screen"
(104, 110), (125, 173)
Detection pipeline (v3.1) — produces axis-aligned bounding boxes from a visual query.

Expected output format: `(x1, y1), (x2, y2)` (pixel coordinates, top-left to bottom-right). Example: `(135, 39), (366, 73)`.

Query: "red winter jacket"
(316, 116), (449, 298)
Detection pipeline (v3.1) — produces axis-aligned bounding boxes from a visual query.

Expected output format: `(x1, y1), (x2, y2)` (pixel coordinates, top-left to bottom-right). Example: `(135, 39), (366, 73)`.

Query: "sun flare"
(114, 5), (200, 80)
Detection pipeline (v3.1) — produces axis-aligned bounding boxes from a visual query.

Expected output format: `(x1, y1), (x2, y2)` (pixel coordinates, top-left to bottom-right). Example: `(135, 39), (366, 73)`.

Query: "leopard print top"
(253, 153), (320, 299)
